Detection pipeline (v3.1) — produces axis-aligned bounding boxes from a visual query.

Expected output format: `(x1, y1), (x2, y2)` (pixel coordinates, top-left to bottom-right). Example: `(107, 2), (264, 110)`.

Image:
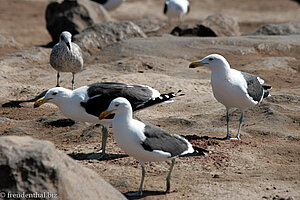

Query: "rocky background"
(0, 0), (299, 199)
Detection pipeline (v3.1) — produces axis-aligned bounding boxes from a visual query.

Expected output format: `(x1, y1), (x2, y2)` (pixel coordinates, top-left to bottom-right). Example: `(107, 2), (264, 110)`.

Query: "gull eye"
(52, 92), (58, 95)
(115, 104), (119, 107)
(209, 58), (214, 61)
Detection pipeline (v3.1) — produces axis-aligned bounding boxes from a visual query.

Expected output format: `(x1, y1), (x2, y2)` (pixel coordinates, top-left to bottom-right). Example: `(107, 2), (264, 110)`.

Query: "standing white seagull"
(189, 54), (271, 140)
(99, 97), (194, 196)
(164, 0), (190, 26)
(34, 82), (180, 158)
(50, 31), (83, 90)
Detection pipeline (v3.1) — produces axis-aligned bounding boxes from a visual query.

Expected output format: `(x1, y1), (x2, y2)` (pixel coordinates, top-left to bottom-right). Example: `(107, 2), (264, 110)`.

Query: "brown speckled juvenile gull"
(50, 31), (83, 90)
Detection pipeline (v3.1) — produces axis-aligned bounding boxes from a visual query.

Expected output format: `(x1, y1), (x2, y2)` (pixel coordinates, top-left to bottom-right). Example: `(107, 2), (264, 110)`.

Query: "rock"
(247, 22), (300, 35)
(171, 14), (240, 37)
(74, 21), (146, 55)
(0, 136), (126, 200)
(0, 34), (22, 49)
(45, 0), (111, 46)
(4, 126), (31, 135)
(132, 17), (167, 35)
(200, 14), (240, 36)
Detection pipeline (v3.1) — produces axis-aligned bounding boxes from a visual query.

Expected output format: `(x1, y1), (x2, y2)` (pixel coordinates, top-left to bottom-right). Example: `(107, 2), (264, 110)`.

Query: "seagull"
(34, 82), (180, 158)
(99, 97), (194, 196)
(163, 0), (190, 26)
(50, 31), (83, 90)
(91, 0), (125, 11)
(189, 54), (271, 140)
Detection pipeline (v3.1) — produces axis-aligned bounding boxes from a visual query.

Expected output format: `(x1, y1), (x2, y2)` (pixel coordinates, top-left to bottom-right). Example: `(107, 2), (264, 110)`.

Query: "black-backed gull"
(189, 54), (271, 140)
(34, 82), (180, 158)
(99, 97), (194, 196)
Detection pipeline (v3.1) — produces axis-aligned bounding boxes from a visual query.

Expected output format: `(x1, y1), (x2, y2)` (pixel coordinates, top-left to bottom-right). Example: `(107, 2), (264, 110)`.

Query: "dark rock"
(0, 136), (126, 200)
(74, 21), (146, 55)
(171, 14), (240, 37)
(171, 24), (217, 37)
(247, 22), (300, 36)
(45, 0), (111, 46)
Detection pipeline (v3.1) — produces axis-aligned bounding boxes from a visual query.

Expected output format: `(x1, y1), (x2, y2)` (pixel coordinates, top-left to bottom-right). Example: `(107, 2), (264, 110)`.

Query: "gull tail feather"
(135, 90), (184, 111)
(262, 85), (272, 98)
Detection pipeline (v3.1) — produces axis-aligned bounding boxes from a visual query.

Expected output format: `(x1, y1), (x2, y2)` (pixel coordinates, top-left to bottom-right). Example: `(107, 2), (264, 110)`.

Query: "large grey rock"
(200, 14), (240, 36)
(171, 14), (240, 37)
(96, 35), (300, 62)
(247, 22), (300, 35)
(45, 0), (111, 45)
(74, 21), (146, 55)
(0, 136), (126, 200)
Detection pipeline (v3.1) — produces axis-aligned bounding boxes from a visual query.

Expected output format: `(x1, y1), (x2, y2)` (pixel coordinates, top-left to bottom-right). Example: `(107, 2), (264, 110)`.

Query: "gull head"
(189, 54), (230, 71)
(59, 31), (72, 50)
(34, 87), (72, 108)
(99, 97), (132, 120)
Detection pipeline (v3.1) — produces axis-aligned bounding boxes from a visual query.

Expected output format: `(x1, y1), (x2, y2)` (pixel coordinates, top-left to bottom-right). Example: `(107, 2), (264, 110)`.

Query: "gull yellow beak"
(34, 97), (49, 108)
(189, 60), (205, 68)
(99, 109), (115, 120)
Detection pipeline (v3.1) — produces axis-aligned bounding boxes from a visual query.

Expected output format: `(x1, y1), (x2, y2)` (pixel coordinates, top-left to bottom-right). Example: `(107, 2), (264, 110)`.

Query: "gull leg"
(179, 14), (184, 24)
(56, 72), (60, 87)
(88, 126), (109, 160)
(99, 126), (108, 158)
(223, 108), (231, 139)
(71, 73), (75, 90)
(126, 162), (145, 197)
(167, 14), (174, 27)
(234, 111), (244, 140)
(166, 159), (175, 193)
(138, 163), (146, 196)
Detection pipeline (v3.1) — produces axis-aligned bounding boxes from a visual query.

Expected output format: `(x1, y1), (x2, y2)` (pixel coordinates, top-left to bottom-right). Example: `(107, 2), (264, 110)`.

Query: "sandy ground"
(0, 0), (300, 199)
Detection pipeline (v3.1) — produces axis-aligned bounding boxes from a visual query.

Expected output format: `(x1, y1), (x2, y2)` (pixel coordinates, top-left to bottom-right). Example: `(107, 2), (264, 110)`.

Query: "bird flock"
(31, 0), (273, 197)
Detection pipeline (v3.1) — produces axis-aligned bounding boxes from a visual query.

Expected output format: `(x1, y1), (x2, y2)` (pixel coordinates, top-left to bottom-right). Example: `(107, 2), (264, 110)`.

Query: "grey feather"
(141, 124), (189, 157)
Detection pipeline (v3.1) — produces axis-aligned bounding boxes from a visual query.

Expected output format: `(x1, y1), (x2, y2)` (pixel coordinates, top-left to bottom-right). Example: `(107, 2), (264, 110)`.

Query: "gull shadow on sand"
(124, 190), (167, 200)
(2, 90), (48, 108)
(68, 152), (128, 161)
(183, 134), (230, 141)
